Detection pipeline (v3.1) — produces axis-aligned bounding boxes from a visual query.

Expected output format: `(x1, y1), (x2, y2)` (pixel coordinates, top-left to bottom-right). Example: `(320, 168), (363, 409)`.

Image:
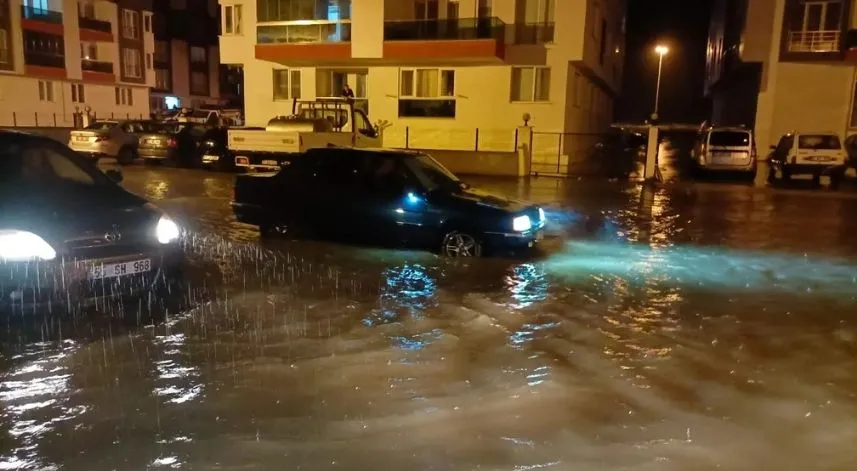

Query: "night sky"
(616, 0), (713, 124)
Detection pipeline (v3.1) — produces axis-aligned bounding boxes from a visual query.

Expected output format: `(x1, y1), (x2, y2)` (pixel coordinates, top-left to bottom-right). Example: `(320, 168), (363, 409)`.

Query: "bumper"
(71, 148), (111, 159)
(778, 163), (846, 175)
(698, 161), (756, 172)
(483, 223), (546, 251)
(139, 148), (176, 160)
(0, 245), (183, 312)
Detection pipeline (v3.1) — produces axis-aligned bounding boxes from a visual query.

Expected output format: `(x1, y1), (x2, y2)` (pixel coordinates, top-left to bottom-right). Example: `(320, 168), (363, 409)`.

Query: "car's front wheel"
(441, 230), (483, 258)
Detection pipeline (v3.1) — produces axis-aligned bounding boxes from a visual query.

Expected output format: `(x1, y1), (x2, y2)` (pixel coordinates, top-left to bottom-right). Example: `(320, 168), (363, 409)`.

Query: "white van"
(692, 126), (757, 179)
(768, 132), (847, 186)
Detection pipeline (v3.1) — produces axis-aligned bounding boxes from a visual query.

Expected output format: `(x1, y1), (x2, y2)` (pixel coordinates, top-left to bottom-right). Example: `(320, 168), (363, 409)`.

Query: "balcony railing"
(257, 20), (351, 44)
(24, 51), (65, 68)
(384, 17), (505, 41)
(21, 5), (63, 24)
(82, 59), (113, 74)
(513, 22), (555, 44)
(78, 16), (112, 34)
(788, 30), (840, 52)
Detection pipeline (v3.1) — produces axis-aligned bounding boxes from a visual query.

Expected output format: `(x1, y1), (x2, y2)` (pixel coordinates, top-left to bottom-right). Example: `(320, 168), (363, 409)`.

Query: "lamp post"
(652, 45), (669, 120)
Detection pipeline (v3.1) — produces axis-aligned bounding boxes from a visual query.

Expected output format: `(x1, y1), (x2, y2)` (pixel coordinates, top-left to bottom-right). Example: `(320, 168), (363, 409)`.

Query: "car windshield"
(799, 134), (842, 150)
(85, 122), (116, 131)
(0, 138), (108, 187)
(709, 131), (750, 147)
(404, 153), (460, 191)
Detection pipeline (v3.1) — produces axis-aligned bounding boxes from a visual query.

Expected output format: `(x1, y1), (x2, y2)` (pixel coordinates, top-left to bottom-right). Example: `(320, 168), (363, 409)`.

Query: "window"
(155, 69), (171, 90)
(477, 0), (492, 17)
(190, 46), (206, 63)
(599, 20), (607, 64)
(399, 69), (455, 98)
(80, 42), (97, 60)
(122, 9), (139, 39)
(23, 31), (64, 55)
(256, 0), (352, 22)
(71, 83), (85, 103)
(144, 15), (151, 32)
(78, 1), (95, 19)
(0, 29), (9, 66)
(223, 4), (243, 35)
(154, 40), (169, 63)
(316, 70), (367, 98)
(115, 87), (133, 106)
(122, 48), (142, 78)
(191, 71), (208, 94)
(38, 80), (54, 102)
(273, 69), (301, 100)
(510, 67), (550, 102)
(516, 0), (554, 23)
(146, 53), (152, 69)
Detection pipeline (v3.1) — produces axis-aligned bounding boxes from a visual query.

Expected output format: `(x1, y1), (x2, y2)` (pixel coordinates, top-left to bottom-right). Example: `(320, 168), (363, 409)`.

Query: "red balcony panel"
(255, 43), (351, 62)
(20, 19), (64, 36)
(80, 29), (114, 42)
(25, 65), (67, 79)
(383, 39), (504, 61)
(82, 70), (115, 83)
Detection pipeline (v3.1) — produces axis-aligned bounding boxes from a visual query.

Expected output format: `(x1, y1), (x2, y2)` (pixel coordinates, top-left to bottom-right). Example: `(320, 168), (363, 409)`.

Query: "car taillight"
(167, 138), (177, 148)
(93, 136), (107, 142)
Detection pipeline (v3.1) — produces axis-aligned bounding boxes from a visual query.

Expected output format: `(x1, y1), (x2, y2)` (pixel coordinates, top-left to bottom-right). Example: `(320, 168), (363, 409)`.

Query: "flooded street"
(3, 167), (857, 470)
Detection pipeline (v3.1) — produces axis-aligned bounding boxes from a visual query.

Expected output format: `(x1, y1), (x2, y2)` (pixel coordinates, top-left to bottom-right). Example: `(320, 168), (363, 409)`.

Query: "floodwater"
(3, 166), (857, 470)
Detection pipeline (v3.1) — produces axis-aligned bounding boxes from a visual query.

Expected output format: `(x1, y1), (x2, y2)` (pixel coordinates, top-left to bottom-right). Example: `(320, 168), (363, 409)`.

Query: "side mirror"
(105, 169), (123, 183)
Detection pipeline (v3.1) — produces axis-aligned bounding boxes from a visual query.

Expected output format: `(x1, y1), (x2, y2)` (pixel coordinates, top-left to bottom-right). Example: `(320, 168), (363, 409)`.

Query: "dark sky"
(616, 0), (713, 124)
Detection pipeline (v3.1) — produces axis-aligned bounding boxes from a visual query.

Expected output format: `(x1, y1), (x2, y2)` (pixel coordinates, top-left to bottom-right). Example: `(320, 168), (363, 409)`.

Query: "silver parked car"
(68, 120), (157, 165)
(691, 126), (757, 180)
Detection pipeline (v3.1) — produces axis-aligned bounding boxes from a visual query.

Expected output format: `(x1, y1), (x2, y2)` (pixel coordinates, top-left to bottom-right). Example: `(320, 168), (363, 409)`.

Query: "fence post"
(556, 133), (563, 175)
(405, 126), (410, 149)
(513, 128), (519, 151)
(12, 112), (16, 127)
(34, 112), (38, 127)
(474, 128), (480, 151)
(53, 113), (57, 127)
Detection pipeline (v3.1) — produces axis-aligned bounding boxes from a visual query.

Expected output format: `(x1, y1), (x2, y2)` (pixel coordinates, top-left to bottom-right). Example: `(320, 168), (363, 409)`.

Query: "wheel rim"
(443, 232), (479, 257)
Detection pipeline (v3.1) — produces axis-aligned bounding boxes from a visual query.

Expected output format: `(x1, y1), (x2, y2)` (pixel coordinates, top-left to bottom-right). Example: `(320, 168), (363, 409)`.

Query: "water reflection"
(364, 264), (437, 327)
(505, 263), (548, 308)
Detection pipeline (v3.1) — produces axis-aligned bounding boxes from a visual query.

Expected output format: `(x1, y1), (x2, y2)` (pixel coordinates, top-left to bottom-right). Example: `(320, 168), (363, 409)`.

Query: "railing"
(513, 22), (555, 44)
(78, 16), (112, 34)
(0, 111), (147, 128)
(24, 51), (65, 68)
(257, 20), (351, 44)
(21, 5), (63, 24)
(82, 59), (113, 74)
(788, 30), (840, 52)
(384, 17), (505, 41)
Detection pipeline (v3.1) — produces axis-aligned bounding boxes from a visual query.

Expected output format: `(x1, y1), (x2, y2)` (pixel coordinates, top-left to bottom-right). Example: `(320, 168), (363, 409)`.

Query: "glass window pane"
(290, 70), (302, 98)
(511, 67), (534, 101)
(416, 69), (438, 97)
(440, 70), (454, 97)
(400, 70), (414, 96)
(235, 5), (243, 33)
(535, 67), (550, 101)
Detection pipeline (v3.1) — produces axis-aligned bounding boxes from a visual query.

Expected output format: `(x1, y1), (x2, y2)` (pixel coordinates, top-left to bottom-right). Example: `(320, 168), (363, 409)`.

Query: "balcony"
(79, 16), (112, 34)
(255, 20), (352, 62)
(257, 20), (351, 44)
(21, 5), (63, 24)
(513, 23), (555, 44)
(24, 51), (65, 69)
(383, 17), (506, 63)
(82, 59), (114, 74)
(787, 30), (841, 53)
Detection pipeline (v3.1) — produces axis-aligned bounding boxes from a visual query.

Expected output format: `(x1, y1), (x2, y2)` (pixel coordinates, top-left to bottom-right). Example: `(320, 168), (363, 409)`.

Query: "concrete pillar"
(516, 126), (533, 177)
(645, 125), (659, 181)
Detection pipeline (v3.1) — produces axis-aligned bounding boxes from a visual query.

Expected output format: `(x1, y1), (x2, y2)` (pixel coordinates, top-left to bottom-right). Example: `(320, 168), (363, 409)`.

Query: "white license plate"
(75, 136), (90, 142)
(202, 154), (218, 162)
(146, 139), (160, 146)
(808, 156), (835, 162)
(261, 159), (279, 166)
(90, 259), (152, 280)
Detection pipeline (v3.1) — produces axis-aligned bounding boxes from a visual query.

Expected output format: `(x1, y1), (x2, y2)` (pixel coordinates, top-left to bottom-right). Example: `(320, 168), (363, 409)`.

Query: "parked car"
(68, 120), (157, 165)
(691, 126), (757, 179)
(0, 130), (183, 312)
(768, 131), (847, 187)
(137, 122), (210, 167)
(231, 147), (546, 257)
(197, 127), (237, 171)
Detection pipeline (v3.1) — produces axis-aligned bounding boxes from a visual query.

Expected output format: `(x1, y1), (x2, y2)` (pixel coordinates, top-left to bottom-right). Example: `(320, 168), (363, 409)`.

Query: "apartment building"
(219, 0), (625, 151)
(149, 0), (221, 112)
(706, 0), (857, 150)
(0, 0), (154, 126)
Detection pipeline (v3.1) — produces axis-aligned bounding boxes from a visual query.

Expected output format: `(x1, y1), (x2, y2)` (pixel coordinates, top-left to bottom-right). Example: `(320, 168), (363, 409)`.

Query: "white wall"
(352, 0), (383, 58)
(63, 0), (82, 80)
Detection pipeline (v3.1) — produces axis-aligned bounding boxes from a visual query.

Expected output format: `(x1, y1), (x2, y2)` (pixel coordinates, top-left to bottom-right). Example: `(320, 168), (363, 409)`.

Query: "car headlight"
(0, 230), (57, 262)
(156, 216), (181, 244)
(512, 215), (532, 232)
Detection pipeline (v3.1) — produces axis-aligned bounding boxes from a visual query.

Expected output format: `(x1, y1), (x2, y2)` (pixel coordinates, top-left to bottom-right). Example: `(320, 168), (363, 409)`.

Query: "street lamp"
(652, 45), (669, 120)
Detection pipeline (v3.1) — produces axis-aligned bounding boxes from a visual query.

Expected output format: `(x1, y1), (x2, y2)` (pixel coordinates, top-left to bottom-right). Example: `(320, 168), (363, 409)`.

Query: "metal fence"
(0, 111), (149, 128)
(530, 132), (607, 176)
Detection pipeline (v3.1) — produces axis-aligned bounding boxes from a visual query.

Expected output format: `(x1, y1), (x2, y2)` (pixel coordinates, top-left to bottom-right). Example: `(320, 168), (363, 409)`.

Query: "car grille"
(63, 231), (154, 260)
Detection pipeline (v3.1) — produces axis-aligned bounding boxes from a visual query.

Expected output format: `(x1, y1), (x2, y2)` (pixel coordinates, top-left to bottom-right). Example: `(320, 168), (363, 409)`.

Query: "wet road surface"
(3, 166), (857, 470)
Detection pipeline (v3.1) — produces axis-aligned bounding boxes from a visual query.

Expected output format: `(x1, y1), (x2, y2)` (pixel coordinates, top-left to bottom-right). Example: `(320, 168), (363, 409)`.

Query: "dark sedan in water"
(232, 147), (545, 256)
(0, 131), (183, 312)
(137, 122), (210, 167)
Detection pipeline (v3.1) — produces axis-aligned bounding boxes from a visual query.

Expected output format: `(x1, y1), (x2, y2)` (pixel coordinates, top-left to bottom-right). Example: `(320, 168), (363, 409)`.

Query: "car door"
(353, 109), (381, 148)
(292, 150), (365, 240)
(355, 154), (425, 245)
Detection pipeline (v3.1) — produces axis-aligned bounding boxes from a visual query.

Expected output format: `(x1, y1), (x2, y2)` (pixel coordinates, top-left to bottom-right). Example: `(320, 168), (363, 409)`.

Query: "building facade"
(706, 0), (857, 151)
(149, 0), (221, 112)
(0, 0), (155, 126)
(219, 0), (625, 156)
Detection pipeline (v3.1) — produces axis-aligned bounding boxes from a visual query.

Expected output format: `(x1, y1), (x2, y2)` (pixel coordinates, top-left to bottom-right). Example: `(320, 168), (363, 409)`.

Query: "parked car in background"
(137, 123), (210, 167)
(232, 147), (546, 257)
(68, 120), (157, 165)
(769, 131), (847, 187)
(197, 127), (237, 171)
(0, 130), (183, 313)
(691, 126), (757, 179)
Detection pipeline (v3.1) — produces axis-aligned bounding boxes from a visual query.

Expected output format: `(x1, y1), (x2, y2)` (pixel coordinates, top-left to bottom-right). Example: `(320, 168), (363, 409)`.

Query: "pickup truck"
(228, 98), (382, 171)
